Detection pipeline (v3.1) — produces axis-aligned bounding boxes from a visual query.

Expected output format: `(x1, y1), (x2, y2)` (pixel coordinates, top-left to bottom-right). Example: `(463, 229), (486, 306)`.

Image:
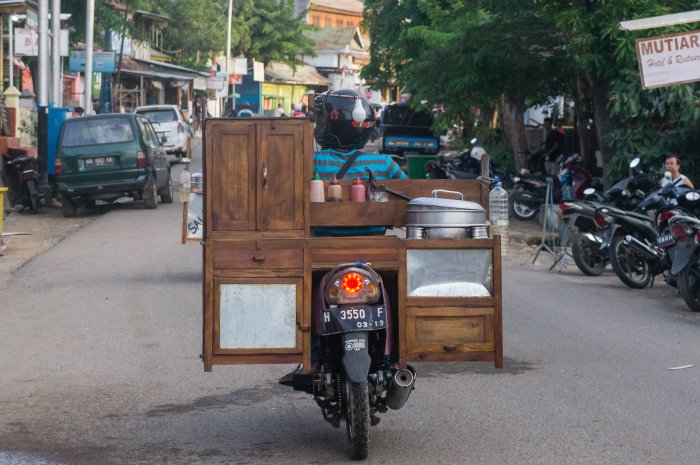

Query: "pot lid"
(408, 189), (484, 211)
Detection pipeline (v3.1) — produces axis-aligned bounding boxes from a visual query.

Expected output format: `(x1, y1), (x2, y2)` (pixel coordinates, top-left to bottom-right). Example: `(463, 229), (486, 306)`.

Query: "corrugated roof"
(119, 56), (203, 80)
(305, 27), (365, 52)
(310, 0), (363, 14)
(265, 62), (330, 86)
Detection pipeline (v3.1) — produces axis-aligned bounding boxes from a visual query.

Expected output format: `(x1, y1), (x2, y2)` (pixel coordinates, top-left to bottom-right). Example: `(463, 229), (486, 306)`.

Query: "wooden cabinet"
(205, 119), (311, 234)
(202, 119), (502, 372)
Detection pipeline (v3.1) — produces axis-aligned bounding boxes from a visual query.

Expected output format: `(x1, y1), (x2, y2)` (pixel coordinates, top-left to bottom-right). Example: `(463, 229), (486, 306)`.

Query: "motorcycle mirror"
(583, 187), (596, 196)
(630, 157), (640, 169)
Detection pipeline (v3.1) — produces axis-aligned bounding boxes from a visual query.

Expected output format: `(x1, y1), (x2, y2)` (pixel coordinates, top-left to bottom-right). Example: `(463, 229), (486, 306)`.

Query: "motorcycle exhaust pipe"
(385, 365), (416, 410)
(623, 235), (664, 260)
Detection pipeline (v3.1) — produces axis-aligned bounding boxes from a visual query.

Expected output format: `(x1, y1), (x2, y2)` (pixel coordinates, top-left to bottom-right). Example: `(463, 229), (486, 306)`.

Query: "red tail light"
(55, 157), (63, 174)
(670, 223), (693, 239)
(594, 212), (610, 227)
(136, 151), (147, 168)
(560, 202), (574, 213)
(657, 210), (675, 224)
(341, 273), (364, 294)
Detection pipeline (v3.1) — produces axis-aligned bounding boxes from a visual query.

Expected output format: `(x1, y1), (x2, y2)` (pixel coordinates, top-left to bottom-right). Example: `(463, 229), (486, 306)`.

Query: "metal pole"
(84, 0), (95, 113)
(8, 16), (13, 88)
(38, 0), (50, 187)
(51, 0), (62, 106)
(225, 0), (232, 115)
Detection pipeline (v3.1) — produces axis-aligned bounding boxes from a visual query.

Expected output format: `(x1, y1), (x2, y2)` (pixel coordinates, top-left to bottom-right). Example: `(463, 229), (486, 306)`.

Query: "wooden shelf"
(309, 201), (398, 227)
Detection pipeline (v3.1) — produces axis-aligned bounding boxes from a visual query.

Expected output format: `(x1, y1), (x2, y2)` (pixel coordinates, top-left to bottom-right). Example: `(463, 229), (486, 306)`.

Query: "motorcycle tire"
(609, 235), (652, 289)
(678, 257), (700, 312)
(344, 378), (370, 460)
(572, 233), (607, 276)
(26, 180), (39, 213)
(510, 195), (538, 221)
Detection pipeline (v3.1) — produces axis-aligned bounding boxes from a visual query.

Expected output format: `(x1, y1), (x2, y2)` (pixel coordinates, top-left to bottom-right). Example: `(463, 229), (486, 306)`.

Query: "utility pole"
(51, 0), (62, 106)
(225, 0), (232, 115)
(84, 0), (95, 114)
(38, 0), (49, 186)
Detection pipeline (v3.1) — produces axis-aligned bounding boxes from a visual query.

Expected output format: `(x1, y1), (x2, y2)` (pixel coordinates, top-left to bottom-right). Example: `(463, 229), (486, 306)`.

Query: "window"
(312, 15), (320, 26)
(136, 109), (178, 123)
(325, 17), (332, 27)
(61, 117), (135, 147)
(336, 19), (343, 26)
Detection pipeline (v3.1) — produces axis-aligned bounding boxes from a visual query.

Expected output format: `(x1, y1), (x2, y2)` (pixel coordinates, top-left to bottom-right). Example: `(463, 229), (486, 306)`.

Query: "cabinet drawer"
(406, 307), (495, 358)
(214, 248), (303, 269)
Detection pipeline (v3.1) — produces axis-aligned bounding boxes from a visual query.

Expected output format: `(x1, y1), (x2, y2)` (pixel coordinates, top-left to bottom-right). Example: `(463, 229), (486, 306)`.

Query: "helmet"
(471, 146), (486, 161)
(314, 89), (376, 150)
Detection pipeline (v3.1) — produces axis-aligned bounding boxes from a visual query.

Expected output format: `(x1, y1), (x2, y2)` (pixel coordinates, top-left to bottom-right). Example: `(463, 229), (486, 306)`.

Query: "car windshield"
(382, 106), (433, 126)
(137, 109), (178, 124)
(61, 117), (135, 147)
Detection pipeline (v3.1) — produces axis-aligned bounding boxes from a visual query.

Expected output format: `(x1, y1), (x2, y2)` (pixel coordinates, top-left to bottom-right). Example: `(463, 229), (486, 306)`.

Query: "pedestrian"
(71, 107), (84, 118)
(292, 104), (305, 118)
(541, 117), (563, 175)
(274, 103), (284, 117)
(662, 155), (694, 189)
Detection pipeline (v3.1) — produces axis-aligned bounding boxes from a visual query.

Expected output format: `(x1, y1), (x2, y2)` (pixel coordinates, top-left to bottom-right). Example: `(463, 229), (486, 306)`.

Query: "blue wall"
(236, 75), (261, 113)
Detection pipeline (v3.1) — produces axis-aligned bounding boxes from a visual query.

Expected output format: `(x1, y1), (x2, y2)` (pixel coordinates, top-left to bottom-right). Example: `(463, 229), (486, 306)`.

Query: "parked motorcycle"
(511, 153), (595, 221)
(596, 179), (691, 289)
(2, 151), (42, 213)
(280, 262), (415, 460)
(560, 158), (658, 276)
(664, 195), (700, 312)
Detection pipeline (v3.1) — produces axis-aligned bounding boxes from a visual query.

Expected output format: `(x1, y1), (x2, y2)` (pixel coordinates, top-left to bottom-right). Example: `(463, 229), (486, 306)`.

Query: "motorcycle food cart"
(200, 118), (503, 459)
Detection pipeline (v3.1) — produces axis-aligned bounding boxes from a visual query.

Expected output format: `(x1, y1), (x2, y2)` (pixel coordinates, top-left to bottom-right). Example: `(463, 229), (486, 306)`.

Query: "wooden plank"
(407, 296), (496, 308)
(398, 247), (407, 368)
(203, 241), (214, 372)
(309, 202), (397, 227)
(213, 248), (303, 270)
(302, 247), (312, 370)
(310, 247), (399, 265)
(211, 354), (303, 365)
(493, 236), (503, 368)
(407, 352), (496, 363)
(406, 307), (496, 355)
(213, 269), (304, 279)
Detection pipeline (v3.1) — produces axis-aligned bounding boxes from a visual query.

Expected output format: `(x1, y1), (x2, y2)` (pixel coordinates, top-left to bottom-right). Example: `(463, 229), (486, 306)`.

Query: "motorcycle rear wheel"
(572, 233), (606, 276)
(26, 179), (39, 213)
(511, 195), (538, 221)
(344, 379), (370, 460)
(609, 235), (652, 289)
(678, 258), (700, 312)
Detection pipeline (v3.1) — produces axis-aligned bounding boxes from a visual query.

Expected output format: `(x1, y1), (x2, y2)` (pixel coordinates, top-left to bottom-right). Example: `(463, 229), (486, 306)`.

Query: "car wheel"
(143, 178), (159, 209)
(61, 196), (78, 217)
(159, 171), (174, 204)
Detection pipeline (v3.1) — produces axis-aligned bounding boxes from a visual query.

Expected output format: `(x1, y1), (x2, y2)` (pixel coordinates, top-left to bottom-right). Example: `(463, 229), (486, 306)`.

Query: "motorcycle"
(596, 179), (691, 289)
(2, 151), (42, 213)
(511, 153), (595, 221)
(664, 195), (700, 312)
(280, 262), (415, 460)
(560, 158), (658, 276)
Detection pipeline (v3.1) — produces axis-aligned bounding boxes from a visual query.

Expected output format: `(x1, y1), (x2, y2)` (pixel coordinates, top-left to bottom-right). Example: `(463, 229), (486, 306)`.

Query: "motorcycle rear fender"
(580, 232), (603, 245)
(671, 240), (698, 275)
(25, 179), (37, 195)
(342, 332), (371, 383)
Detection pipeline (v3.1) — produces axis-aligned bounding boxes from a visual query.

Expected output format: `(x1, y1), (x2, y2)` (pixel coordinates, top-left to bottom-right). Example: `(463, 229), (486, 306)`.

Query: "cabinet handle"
(252, 255), (265, 262)
(262, 161), (268, 190)
(298, 324), (310, 332)
(443, 345), (457, 352)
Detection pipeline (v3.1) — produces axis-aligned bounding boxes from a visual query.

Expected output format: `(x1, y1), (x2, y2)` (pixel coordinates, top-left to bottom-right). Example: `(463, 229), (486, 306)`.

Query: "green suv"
(55, 113), (173, 217)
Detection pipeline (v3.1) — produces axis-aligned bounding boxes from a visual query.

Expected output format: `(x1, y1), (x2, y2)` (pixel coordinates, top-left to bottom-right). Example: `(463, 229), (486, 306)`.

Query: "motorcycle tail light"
(696, 231), (700, 243)
(21, 171), (35, 180)
(55, 157), (63, 174)
(136, 151), (147, 168)
(670, 223), (693, 239)
(341, 273), (364, 294)
(594, 212), (610, 228)
(657, 210), (675, 224)
(560, 202), (574, 213)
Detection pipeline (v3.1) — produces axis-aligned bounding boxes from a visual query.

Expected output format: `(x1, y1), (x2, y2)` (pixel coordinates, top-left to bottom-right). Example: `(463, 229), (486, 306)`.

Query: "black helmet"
(314, 89), (375, 150)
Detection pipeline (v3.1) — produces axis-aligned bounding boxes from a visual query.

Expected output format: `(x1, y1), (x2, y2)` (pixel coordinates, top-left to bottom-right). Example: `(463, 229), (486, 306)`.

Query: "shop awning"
(117, 56), (206, 81)
(265, 62), (330, 86)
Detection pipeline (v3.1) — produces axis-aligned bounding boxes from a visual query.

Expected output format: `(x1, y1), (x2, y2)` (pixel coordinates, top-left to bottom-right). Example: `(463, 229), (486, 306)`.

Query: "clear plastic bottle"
(489, 179), (509, 256)
(180, 166), (191, 203)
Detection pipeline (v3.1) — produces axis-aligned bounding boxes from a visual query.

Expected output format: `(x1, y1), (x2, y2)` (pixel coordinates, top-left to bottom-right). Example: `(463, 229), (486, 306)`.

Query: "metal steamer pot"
(405, 190), (488, 239)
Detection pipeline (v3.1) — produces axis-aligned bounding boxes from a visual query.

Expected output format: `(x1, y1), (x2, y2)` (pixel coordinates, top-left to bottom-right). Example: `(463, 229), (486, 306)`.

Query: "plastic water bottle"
(489, 180), (509, 256)
(180, 166), (191, 203)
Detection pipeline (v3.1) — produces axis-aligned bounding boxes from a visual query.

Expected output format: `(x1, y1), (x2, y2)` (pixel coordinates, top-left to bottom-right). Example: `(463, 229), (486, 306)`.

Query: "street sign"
(193, 76), (207, 90)
(636, 30), (700, 88)
(68, 51), (117, 73)
(14, 28), (69, 57)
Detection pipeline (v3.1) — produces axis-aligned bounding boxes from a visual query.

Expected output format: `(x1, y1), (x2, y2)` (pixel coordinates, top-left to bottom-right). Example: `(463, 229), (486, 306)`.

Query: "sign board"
(193, 76), (207, 90)
(14, 28), (69, 57)
(68, 51), (117, 73)
(215, 71), (228, 98)
(108, 32), (133, 57)
(636, 30), (700, 88)
(206, 76), (224, 90)
(233, 57), (248, 75)
(182, 192), (203, 243)
(253, 61), (264, 82)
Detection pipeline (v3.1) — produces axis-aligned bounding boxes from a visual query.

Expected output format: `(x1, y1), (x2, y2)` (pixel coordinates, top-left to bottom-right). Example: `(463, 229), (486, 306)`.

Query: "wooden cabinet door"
(207, 121), (257, 231)
(257, 121), (305, 231)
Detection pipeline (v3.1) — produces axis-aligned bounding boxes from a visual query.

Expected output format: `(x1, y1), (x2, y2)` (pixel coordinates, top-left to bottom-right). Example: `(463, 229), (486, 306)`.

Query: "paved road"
(1, 142), (699, 465)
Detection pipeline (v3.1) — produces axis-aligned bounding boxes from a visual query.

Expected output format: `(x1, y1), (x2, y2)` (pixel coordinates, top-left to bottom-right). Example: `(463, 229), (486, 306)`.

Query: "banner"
(253, 61), (264, 82)
(636, 30), (700, 89)
(14, 28), (69, 56)
(233, 57), (248, 75)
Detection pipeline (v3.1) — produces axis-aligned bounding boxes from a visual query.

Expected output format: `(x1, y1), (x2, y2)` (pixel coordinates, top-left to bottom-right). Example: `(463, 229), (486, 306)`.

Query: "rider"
(313, 89), (406, 236)
(662, 155), (694, 189)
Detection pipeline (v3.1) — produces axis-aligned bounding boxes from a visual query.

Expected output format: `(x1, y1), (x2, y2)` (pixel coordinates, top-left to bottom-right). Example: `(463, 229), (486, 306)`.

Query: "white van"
(134, 105), (190, 160)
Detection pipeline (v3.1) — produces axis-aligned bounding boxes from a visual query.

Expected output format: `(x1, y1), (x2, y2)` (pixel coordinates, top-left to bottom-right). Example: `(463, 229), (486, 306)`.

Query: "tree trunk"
(590, 73), (616, 187)
(500, 96), (528, 173)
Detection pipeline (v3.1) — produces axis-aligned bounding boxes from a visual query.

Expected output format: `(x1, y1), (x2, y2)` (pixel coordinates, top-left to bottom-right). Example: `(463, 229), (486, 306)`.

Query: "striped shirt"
(314, 149), (407, 180)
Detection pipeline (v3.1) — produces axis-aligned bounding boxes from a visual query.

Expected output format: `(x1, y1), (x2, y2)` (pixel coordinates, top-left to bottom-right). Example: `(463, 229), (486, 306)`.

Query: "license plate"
(85, 156), (115, 167)
(657, 234), (676, 248)
(322, 305), (387, 335)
